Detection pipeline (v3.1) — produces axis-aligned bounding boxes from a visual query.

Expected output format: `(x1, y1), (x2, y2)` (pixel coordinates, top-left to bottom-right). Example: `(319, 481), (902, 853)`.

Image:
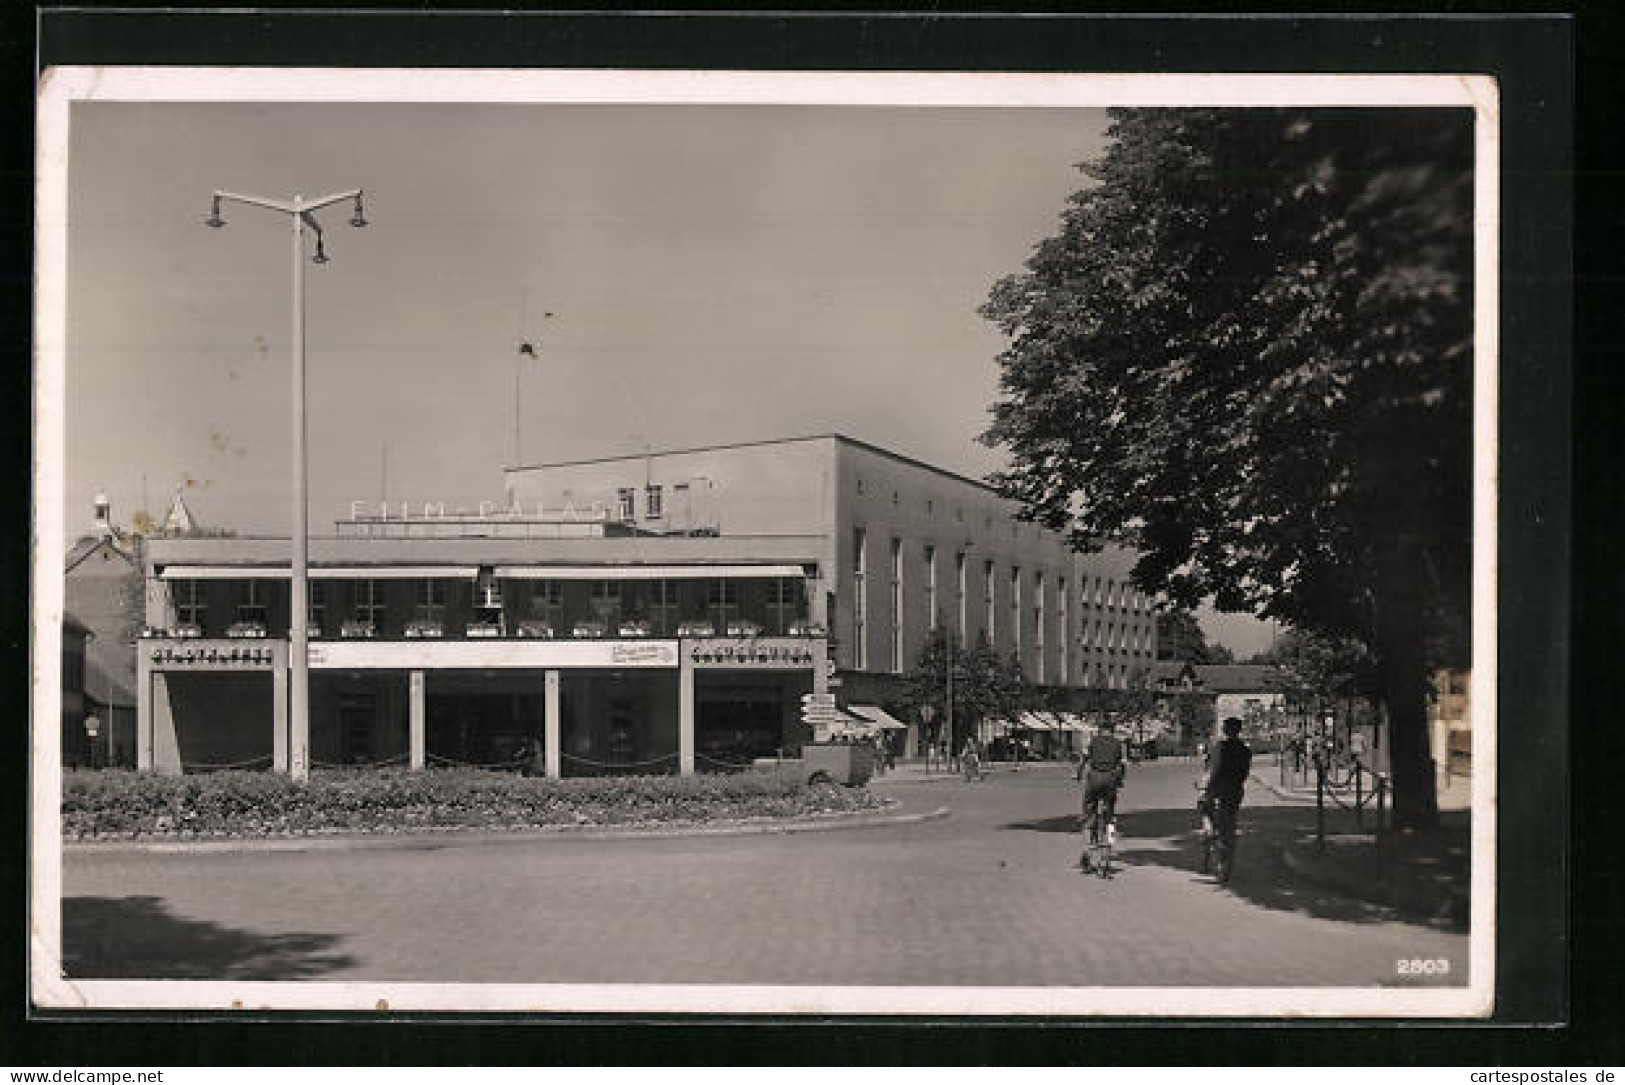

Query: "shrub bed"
(62, 768), (886, 840)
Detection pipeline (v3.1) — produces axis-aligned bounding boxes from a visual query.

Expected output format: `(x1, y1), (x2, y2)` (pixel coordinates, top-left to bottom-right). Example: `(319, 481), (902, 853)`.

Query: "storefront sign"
(306, 639), (679, 670)
(686, 637), (819, 670)
(148, 642), (277, 669)
(346, 499), (611, 523)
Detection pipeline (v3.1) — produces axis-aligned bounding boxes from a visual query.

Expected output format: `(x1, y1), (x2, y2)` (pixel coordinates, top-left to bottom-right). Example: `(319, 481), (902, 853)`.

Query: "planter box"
(799, 743), (876, 787)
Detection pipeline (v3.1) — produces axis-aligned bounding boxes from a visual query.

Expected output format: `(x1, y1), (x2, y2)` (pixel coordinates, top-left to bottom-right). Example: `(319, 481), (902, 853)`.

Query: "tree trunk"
(1374, 578), (1440, 830)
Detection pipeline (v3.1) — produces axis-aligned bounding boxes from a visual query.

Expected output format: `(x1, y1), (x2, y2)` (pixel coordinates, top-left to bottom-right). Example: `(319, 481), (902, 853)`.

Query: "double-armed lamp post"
(205, 189), (368, 782)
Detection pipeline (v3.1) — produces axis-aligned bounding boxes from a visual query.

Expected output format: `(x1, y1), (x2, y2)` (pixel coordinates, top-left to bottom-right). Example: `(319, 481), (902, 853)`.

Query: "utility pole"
(206, 188), (368, 782)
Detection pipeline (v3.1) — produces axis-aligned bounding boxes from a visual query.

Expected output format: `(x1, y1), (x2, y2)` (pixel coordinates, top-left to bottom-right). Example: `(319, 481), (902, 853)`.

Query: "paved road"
(61, 759), (1467, 987)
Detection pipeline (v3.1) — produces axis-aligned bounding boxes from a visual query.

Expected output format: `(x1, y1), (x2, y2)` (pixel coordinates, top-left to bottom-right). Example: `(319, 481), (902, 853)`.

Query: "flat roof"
(507, 433), (1004, 497)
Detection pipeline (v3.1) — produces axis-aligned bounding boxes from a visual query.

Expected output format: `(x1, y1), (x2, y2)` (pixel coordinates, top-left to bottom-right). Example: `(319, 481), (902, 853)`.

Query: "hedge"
(62, 767), (886, 840)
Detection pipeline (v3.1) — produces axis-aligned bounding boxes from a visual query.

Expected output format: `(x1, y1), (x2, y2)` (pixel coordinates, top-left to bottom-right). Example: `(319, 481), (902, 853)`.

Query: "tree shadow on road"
(1002, 806), (1423, 927)
(62, 896), (357, 980)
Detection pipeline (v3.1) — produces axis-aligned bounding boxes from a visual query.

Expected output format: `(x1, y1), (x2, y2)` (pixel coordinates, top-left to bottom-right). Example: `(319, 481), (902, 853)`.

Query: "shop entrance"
(559, 670), (679, 777)
(695, 672), (811, 771)
(425, 671), (546, 769)
(166, 672), (275, 772)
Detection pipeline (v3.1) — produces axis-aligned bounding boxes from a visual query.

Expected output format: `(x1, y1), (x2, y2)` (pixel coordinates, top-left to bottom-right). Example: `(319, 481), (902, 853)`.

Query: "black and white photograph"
(32, 67), (1498, 1017)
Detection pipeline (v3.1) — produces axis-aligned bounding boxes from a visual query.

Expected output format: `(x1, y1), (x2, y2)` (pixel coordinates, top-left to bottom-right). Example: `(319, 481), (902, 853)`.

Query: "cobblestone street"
(61, 759), (1468, 988)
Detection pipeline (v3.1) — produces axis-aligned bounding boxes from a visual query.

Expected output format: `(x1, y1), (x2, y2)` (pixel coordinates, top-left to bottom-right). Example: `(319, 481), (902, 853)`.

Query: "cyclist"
(1077, 718), (1127, 871)
(1202, 716), (1253, 882)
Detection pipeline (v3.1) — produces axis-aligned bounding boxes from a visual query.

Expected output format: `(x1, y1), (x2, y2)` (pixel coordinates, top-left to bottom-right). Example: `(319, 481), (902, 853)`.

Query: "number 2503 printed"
(1396, 958), (1451, 976)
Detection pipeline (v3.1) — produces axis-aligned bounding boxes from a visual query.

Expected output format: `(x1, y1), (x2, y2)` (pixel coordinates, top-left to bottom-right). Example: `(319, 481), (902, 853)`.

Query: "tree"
(982, 108), (1472, 827)
(901, 629), (1025, 750)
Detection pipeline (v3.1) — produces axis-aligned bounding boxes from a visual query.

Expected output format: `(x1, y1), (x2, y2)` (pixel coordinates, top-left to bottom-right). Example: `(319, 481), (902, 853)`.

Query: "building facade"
(132, 435), (1156, 775)
(507, 437), (1158, 754)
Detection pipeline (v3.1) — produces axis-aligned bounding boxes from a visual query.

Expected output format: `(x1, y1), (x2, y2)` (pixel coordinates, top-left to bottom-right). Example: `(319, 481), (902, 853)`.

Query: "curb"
(63, 804), (953, 855)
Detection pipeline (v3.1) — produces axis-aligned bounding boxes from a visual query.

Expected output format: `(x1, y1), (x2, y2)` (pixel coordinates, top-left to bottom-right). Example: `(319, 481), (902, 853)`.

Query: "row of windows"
(850, 530), (1155, 681)
(170, 577), (805, 636)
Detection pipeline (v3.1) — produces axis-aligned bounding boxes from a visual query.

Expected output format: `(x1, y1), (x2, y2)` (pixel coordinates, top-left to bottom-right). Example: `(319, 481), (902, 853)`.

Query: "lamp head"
(312, 239), (330, 265)
(205, 196), (226, 229)
(349, 193), (368, 228)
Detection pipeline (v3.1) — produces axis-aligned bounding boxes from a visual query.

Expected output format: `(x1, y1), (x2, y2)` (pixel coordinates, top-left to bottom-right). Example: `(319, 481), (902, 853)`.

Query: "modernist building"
(506, 436), (1158, 746)
(132, 435), (1156, 774)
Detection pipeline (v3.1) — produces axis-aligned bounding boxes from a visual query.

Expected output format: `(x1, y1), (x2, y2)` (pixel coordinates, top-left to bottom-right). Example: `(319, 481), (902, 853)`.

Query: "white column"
(679, 658), (696, 776)
(409, 669), (426, 771)
(544, 669), (561, 779)
(150, 671), (181, 775)
(136, 653), (152, 771)
(272, 648), (289, 772)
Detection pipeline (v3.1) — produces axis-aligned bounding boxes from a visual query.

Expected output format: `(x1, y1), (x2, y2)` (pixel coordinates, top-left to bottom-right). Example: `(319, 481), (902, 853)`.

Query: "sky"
(60, 97), (1275, 656)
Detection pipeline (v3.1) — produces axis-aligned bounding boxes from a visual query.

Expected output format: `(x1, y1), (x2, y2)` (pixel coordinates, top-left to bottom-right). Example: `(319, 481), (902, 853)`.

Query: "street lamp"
(205, 188), (368, 782)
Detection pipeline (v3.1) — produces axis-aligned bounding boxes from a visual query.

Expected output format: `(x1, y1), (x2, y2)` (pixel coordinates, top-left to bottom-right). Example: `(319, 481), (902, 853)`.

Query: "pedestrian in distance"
(961, 737), (983, 782)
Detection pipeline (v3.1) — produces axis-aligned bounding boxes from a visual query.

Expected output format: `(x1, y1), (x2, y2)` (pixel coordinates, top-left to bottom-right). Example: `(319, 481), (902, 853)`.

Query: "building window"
(983, 560), (996, 643)
(644, 485), (663, 519)
(616, 488), (635, 521)
(416, 580), (447, 624)
(889, 537), (903, 673)
(649, 578), (680, 633)
(590, 580), (622, 622)
(529, 580), (564, 617)
(955, 551), (968, 640)
(1034, 571), (1045, 683)
(708, 578), (739, 629)
(767, 577), (800, 634)
(1058, 576), (1069, 684)
(355, 580), (385, 628)
(853, 529), (867, 668)
(237, 579), (268, 626)
(1010, 566), (1023, 658)
(924, 544), (938, 629)
(175, 579), (205, 627)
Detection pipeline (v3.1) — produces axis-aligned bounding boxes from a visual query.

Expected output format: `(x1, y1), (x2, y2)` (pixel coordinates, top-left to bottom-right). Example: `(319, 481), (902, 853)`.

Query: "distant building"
(63, 495), (141, 767)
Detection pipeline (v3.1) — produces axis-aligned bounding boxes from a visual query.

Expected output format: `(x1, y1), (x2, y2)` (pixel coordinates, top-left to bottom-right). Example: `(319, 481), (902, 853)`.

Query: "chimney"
(92, 492), (113, 538)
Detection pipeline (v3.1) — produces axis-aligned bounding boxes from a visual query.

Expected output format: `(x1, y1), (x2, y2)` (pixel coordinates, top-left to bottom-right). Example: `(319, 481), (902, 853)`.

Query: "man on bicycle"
(1202, 716), (1253, 881)
(1077, 718), (1127, 870)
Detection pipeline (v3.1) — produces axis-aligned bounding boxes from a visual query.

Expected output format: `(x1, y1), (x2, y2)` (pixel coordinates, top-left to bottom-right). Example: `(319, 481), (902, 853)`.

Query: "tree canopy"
(982, 108), (1474, 825)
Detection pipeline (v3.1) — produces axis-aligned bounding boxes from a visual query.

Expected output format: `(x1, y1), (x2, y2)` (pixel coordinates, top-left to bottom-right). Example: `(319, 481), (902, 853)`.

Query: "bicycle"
(1198, 794), (1238, 884)
(1080, 786), (1120, 878)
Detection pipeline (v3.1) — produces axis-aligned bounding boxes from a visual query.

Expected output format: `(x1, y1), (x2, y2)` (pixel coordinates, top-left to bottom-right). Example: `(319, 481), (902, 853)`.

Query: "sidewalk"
(1249, 765), (1472, 929)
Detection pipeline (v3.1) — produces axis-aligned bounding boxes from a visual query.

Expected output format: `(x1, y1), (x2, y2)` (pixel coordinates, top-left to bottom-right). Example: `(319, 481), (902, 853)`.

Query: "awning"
(159, 565), (479, 580)
(1018, 712), (1056, 732)
(493, 564), (808, 580)
(848, 705), (909, 730)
